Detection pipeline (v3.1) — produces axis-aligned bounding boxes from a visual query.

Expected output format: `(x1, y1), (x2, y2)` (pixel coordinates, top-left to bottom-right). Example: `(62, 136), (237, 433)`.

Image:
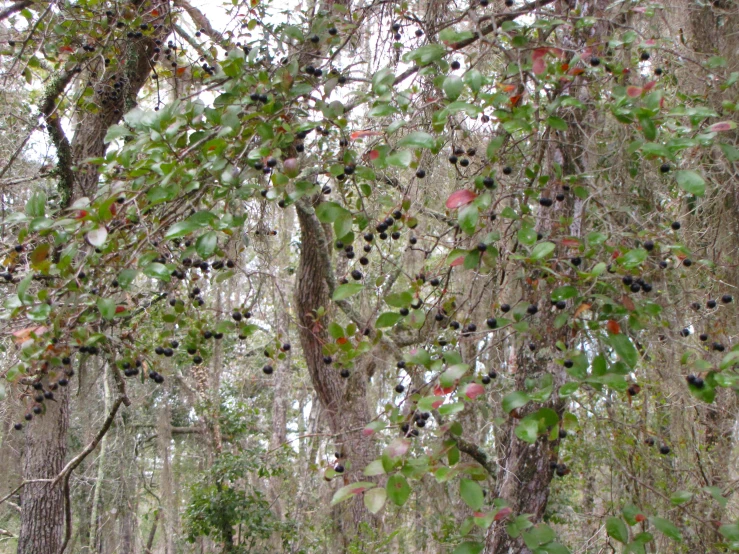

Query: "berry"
(659, 445), (670, 455)
(722, 294), (733, 304)
(527, 304), (538, 315)
(450, 60), (461, 70)
(671, 221), (681, 230)
(555, 300), (566, 310)
(660, 163), (671, 173)
(395, 384), (405, 393)
(351, 270), (363, 280)
(699, 333), (708, 341)
(481, 375), (491, 385)
(707, 299), (717, 308)
(590, 56), (600, 67)
(340, 368), (350, 378)
(448, 155), (458, 164)
(416, 169), (426, 178)
(263, 365), (274, 375)
(399, 307), (409, 316)
(486, 318), (497, 329)
(539, 197), (553, 207)
(334, 464), (345, 473)
(680, 328), (690, 337)
(563, 359), (573, 368)
(500, 304), (510, 313)
(643, 240), (654, 251)
(502, 166), (512, 175)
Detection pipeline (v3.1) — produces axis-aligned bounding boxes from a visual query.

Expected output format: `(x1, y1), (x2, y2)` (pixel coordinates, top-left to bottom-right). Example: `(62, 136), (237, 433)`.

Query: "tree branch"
(0, 0), (32, 23)
(173, 0), (223, 42)
(40, 69), (77, 208)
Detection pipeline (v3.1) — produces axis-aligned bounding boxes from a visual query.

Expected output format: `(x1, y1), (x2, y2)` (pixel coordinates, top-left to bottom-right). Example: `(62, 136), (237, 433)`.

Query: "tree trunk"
(17, 380), (70, 554)
(294, 198), (377, 544)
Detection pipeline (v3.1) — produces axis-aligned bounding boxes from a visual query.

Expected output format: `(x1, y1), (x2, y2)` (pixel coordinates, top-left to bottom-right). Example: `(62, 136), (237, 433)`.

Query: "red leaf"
(627, 86), (642, 98)
(60, 45), (74, 53)
(606, 320), (621, 335)
(708, 121), (737, 132)
(450, 255), (465, 267)
(446, 189), (477, 209)
(115, 306), (126, 314)
(351, 130), (382, 140)
(464, 383), (485, 399)
(336, 337), (348, 345)
(569, 67), (585, 76)
(510, 94), (523, 106)
(368, 149), (380, 160)
(560, 238), (580, 247)
(494, 507), (512, 521)
(532, 57), (546, 75)
(500, 84), (516, 93)
(432, 399), (444, 409)
(362, 427), (375, 437)
(434, 384), (455, 396)
(75, 210), (88, 219)
(635, 513), (646, 522)
(643, 80), (657, 92)
(176, 67), (186, 76)
(532, 48), (548, 61)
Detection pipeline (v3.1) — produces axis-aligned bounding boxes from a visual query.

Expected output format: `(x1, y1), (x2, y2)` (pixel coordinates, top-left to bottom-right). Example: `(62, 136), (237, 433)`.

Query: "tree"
(1, 0), (738, 552)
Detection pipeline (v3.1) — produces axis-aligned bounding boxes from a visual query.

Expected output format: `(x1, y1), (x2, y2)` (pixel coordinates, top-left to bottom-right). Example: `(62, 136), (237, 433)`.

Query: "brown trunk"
(17, 3), (171, 552)
(17, 380), (70, 554)
(294, 197), (376, 543)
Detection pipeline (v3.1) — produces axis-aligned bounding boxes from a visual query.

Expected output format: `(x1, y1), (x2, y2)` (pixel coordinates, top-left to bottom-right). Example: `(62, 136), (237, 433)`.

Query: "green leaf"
(638, 116), (657, 141)
(502, 391), (530, 413)
(460, 479), (484, 510)
(458, 205), (479, 235)
(464, 69), (483, 93)
(143, 263), (171, 281)
(332, 283), (363, 301)
(397, 131), (436, 149)
(675, 170), (705, 197)
(97, 298), (116, 321)
(385, 291), (413, 308)
(195, 232), (218, 258)
(104, 124), (132, 143)
(443, 75), (464, 100)
(620, 248), (647, 269)
(363, 487), (386, 514)
(649, 516), (682, 542)
(514, 419), (539, 443)
(440, 364), (468, 388)
(386, 474), (411, 506)
(530, 242), (556, 260)
(547, 116), (568, 131)
(117, 269), (138, 289)
(551, 286), (578, 301)
(25, 191), (46, 218)
(164, 220), (202, 240)
(402, 44), (446, 64)
(387, 150), (412, 168)
(670, 491), (693, 505)
(608, 333), (639, 368)
(316, 202), (348, 223)
(376, 312), (402, 328)
(452, 542), (483, 554)
(606, 517), (629, 544)
(330, 482), (376, 506)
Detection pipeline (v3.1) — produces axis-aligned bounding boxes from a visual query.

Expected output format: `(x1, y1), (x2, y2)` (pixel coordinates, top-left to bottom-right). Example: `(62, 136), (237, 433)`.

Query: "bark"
(294, 197), (377, 544)
(157, 401), (176, 554)
(17, 379), (70, 554)
(17, 3), (172, 553)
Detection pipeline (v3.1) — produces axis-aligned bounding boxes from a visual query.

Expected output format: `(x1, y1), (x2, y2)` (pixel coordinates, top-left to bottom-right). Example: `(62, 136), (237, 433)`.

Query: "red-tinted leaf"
(533, 57), (546, 75)
(627, 86), (642, 98)
(606, 320), (621, 335)
(494, 507), (512, 521)
(643, 80), (657, 92)
(464, 383), (485, 399)
(532, 48), (548, 61)
(446, 189), (477, 209)
(369, 149), (380, 160)
(560, 238), (580, 247)
(434, 384), (456, 396)
(351, 130), (382, 140)
(385, 438), (410, 458)
(432, 399), (444, 409)
(708, 121), (737, 132)
(450, 255), (465, 267)
(115, 306), (126, 313)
